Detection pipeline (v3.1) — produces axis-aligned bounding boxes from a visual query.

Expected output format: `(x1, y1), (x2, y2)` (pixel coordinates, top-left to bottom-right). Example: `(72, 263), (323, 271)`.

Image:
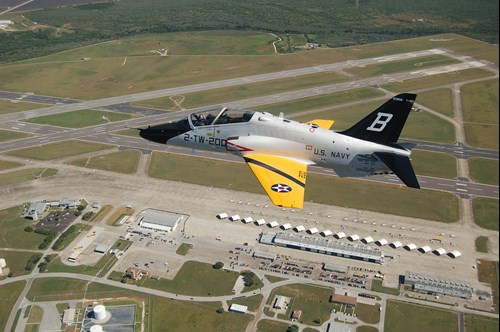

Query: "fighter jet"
(139, 93), (420, 208)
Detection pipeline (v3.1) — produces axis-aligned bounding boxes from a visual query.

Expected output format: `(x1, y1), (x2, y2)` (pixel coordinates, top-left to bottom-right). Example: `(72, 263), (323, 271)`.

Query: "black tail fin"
(341, 93), (416, 143)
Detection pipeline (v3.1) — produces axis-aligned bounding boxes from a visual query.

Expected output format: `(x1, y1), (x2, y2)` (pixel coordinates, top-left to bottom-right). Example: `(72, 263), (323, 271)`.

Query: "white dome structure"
(93, 305), (106, 321)
(90, 325), (103, 332)
(0, 258), (6, 268)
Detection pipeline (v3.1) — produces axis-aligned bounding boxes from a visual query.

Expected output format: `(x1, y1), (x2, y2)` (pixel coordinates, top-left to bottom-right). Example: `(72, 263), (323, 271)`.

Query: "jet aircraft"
(139, 93), (420, 208)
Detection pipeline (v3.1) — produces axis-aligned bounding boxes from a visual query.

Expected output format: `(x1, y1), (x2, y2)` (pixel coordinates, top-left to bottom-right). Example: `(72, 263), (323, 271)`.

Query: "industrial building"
(260, 232), (384, 264)
(229, 304), (248, 314)
(138, 209), (184, 232)
(404, 271), (473, 299)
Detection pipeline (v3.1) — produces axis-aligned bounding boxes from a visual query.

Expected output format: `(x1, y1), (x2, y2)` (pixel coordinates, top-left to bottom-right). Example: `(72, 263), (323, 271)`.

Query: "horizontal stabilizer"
(306, 119), (335, 130)
(375, 152), (420, 189)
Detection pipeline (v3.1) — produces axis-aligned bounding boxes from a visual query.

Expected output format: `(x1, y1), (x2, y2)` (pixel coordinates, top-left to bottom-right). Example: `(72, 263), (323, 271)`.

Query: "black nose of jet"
(139, 123), (186, 144)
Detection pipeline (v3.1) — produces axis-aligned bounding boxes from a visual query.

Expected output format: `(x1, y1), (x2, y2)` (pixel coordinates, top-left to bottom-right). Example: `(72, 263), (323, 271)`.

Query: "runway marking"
(122, 57), (127, 66)
(456, 183), (468, 186)
(456, 188), (468, 192)
(438, 183), (454, 187)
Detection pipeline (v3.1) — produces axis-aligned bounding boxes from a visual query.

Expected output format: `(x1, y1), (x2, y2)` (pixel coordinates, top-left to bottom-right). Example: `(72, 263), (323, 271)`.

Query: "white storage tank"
(90, 325), (103, 332)
(93, 305), (106, 321)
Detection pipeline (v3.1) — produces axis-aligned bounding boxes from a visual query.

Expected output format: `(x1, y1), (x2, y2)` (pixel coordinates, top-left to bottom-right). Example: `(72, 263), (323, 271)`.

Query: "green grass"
(384, 300), (458, 332)
(356, 326), (378, 332)
(0, 281), (26, 332)
(344, 54), (460, 78)
(4, 140), (114, 160)
(475, 236), (489, 253)
(355, 303), (381, 324)
(134, 71), (349, 110)
(464, 123), (499, 149)
(256, 88), (385, 117)
(472, 197), (499, 231)
(0, 99), (46, 116)
(464, 314), (499, 332)
(151, 296), (252, 332)
(141, 261), (239, 296)
(51, 223), (92, 251)
(23, 109), (141, 128)
(264, 275), (288, 283)
(411, 150), (457, 179)
(417, 88), (454, 117)
(0, 129), (32, 143)
(468, 158), (499, 185)
(0, 205), (46, 249)
(176, 243), (193, 256)
(0, 159), (23, 170)
(0, 250), (42, 278)
(266, 283), (334, 326)
(0, 168), (58, 186)
(477, 260), (499, 314)
(241, 271), (265, 293)
(256, 319), (293, 332)
(149, 152), (460, 222)
(382, 68), (495, 92)
(227, 294), (263, 312)
(371, 280), (400, 296)
(67, 149), (141, 174)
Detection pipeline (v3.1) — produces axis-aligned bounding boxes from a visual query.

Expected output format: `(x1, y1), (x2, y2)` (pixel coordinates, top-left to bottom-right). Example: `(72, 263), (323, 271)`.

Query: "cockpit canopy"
(188, 107), (255, 127)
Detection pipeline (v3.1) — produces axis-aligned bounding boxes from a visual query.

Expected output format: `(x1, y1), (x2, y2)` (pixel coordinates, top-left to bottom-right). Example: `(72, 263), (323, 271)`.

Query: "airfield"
(0, 31), (498, 332)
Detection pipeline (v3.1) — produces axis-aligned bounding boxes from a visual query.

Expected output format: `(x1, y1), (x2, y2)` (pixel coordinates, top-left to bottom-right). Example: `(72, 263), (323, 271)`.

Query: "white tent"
(376, 238), (388, 246)
(294, 225), (305, 232)
(348, 234), (360, 241)
(449, 250), (462, 258)
(404, 243), (417, 251)
(419, 245), (432, 253)
(216, 213), (228, 220)
(256, 219), (266, 226)
(320, 230), (332, 237)
(242, 217), (253, 224)
(362, 236), (374, 244)
(334, 231), (346, 239)
(390, 241), (402, 248)
(268, 221), (279, 228)
(433, 248), (447, 256)
(308, 227), (318, 234)
(229, 215), (240, 221)
(281, 223), (292, 230)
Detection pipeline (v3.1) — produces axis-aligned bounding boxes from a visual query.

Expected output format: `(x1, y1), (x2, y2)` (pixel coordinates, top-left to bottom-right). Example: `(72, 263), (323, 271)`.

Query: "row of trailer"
(215, 213), (462, 258)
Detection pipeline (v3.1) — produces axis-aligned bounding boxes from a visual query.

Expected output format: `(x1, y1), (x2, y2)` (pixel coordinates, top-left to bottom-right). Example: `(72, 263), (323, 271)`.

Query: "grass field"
(344, 54), (460, 78)
(411, 150), (457, 179)
(355, 303), (381, 324)
(149, 152), (459, 222)
(0, 159), (23, 170)
(0, 280), (25, 332)
(0, 168), (58, 186)
(256, 319), (292, 332)
(227, 294), (263, 312)
(0, 250), (42, 278)
(416, 88), (454, 117)
(475, 236), (489, 253)
(477, 260), (499, 314)
(0, 129), (32, 143)
(4, 140), (114, 160)
(51, 223), (92, 251)
(264, 275), (288, 283)
(472, 198), (499, 231)
(0, 205), (46, 249)
(266, 283), (334, 326)
(151, 296), (252, 332)
(91, 204), (113, 223)
(23, 109), (141, 128)
(461, 79), (499, 149)
(141, 260), (239, 296)
(0, 99), (46, 116)
(356, 326), (378, 332)
(371, 280), (400, 296)
(106, 206), (135, 226)
(68, 149), (141, 174)
(384, 300), (458, 332)
(176, 243), (193, 256)
(468, 158), (499, 185)
(134, 71), (349, 111)
(464, 314), (499, 332)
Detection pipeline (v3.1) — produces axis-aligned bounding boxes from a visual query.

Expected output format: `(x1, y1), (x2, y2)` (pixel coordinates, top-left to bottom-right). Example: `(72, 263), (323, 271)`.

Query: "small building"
(291, 310), (302, 320)
(281, 223), (292, 230)
(308, 227), (318, 234)
(273, 295), (288, 309)
(268, 221), (279, 228)
(256, 219), (266, 226)
(390, 241), (402, 249)
(59, 198), (80, 209)
(404, 243), (417, 251)
(216, 213), (228, 220)
(419, 245), (432, 253)
(449, 250), (462, 258)
(229, 215), (240, 222)
(26, 201), (47, 220)
(433, 248), (447, 256)
(229, 304), (247, 314)
(330, 293), (357, 307)
(125, 266), (148, 280)
(375, 238), (388, 246)
(242, 217), (253, 224)
(94, 244), (109, 254)
(334, 231), (346, 239)
(253, 251), (277, 261)
(348, 234), (360, 242)
(62, 308), (76, 324)
(323, 263), (347, 273)
(294, 225), (305, 232)
(138, 209), (183, 232)
(320, 230), (332, 237)
(362, 236), (374, 244)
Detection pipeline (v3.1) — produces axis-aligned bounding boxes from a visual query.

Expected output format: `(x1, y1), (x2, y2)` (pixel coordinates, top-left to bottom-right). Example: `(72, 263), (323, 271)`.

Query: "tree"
(213, 262), (224, 269)
(286, 325), (299, 332)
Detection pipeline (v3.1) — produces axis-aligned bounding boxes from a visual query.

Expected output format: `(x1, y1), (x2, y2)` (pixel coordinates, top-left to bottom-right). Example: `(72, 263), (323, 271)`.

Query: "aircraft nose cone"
(139, 123), (188, 144)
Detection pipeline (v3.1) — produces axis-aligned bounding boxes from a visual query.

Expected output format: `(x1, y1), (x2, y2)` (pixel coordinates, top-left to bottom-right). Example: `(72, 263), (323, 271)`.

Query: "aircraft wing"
(243, 154), (308, 209)
(306, 119), (334, 129)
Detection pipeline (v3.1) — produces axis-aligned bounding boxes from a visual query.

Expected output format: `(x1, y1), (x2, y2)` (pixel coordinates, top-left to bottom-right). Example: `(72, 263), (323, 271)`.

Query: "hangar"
(404, 271), (472, 299)
(138, 209), (184, 232)
(281, 223), (292, 230)
(362, 236), (374, 244)
(449, 250), (462, 258)
(404, 243), (417, 251)
(321, 230), (332, 237)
